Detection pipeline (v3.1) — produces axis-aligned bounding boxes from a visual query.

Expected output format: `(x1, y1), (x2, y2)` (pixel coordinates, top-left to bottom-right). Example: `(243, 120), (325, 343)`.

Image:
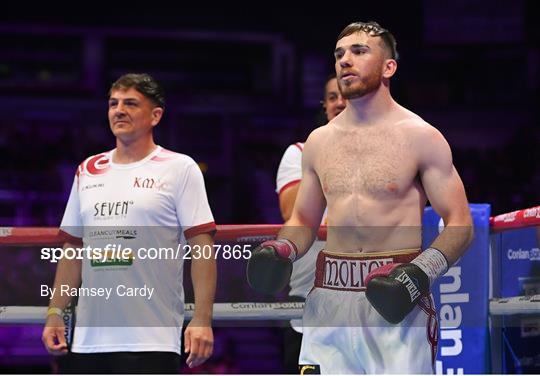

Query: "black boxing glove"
(365, 248), (448, 324)
(246, 239), (297, 295)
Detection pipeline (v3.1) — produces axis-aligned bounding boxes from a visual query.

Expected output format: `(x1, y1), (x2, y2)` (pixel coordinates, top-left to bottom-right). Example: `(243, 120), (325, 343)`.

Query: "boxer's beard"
(339, 71), (382, 100)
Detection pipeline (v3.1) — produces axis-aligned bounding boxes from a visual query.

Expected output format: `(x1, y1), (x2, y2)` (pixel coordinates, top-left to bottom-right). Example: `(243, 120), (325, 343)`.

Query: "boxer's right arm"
(279, 131), (326, 257)
(42, 242), (81, 355)
(247, 239), (298, 294)
(247, 132), (326, 295)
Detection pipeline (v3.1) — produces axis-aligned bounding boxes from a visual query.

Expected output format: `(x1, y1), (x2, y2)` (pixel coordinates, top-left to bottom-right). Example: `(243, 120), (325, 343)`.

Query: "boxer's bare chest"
(317, 127), (418, 199)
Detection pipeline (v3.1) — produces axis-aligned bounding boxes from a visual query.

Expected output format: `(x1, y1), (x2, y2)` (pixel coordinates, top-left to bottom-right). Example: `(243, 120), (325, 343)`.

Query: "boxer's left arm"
(418, 125), (473, 265)
(185, 232), (215, 368)
(365, 125), (473, 324)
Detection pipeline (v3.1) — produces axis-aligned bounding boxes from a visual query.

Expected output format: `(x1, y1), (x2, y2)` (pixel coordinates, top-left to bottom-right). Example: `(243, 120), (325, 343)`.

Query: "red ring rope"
(489, 205), (540, 232)
(0, 205), (538, 246)
(0, 225), (326, 246)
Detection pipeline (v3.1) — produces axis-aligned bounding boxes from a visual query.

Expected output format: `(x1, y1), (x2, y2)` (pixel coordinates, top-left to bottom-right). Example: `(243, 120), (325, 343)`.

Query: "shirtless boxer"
(248, 21), (473, 374)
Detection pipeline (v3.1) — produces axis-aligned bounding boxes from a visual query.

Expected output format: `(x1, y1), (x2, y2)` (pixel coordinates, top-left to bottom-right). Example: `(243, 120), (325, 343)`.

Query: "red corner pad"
(184, 222), (217, 239)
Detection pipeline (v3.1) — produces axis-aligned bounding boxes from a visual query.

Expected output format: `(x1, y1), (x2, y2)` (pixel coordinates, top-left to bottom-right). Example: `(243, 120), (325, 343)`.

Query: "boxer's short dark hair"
(337, 21), (398, 60)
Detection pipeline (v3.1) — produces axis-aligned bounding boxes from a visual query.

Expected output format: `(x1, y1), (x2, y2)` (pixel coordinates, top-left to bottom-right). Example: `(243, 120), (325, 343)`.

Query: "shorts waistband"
(314, 248), (420, 292)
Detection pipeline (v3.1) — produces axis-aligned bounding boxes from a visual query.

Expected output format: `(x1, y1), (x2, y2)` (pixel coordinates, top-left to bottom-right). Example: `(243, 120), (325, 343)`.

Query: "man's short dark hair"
(325, 72), (337, 86)
(323, 73), (337, 99)
(109, 73), (165, 108)
(337, 21), (398, 60)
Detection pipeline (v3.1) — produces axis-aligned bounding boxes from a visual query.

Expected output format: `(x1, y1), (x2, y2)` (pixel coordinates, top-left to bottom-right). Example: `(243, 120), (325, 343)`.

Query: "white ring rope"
(489, 294), (540, 316)
(0, 302), (305, 324)
(1, 296), (539, 324)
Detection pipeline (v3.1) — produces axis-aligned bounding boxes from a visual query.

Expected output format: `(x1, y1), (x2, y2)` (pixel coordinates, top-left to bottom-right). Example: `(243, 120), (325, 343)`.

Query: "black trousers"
(56, 351), (181, 374)
(283, 324), (303, 374)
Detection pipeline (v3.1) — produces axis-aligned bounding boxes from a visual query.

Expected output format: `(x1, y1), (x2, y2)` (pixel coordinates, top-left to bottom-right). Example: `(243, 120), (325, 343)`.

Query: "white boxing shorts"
(299, 249), (438, 374)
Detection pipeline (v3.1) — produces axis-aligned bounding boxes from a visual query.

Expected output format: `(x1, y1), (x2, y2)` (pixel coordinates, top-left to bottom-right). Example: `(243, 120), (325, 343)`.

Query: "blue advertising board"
(423, 204), (491, 374)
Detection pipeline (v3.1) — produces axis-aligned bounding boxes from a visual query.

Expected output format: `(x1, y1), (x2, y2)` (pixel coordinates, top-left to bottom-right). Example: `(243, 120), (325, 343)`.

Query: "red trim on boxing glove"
(364, 263), (401, 286)
(261, 239), (297, 262)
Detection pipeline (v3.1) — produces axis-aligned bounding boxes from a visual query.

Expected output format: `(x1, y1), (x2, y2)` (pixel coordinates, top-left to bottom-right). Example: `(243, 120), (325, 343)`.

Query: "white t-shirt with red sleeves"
(60, 146), (215, 354)
(276, 143), (326, 300)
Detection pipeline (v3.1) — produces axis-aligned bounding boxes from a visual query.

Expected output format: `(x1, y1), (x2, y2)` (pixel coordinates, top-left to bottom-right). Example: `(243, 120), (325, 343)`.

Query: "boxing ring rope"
(490, 205), (540, 233)
(0, 302), (305, 324)
(2, 297), (539, 323)
(1, 206), (539, 324)
(0, 225), (328, 246)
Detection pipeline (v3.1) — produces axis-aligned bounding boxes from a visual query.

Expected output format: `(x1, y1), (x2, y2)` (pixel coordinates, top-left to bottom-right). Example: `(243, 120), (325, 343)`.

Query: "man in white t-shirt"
(276, 73), (345, 373)
(42, 73), (216, 373)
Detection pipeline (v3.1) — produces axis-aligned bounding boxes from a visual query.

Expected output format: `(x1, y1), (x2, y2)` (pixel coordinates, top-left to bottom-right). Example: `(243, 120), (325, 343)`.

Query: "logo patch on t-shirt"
(90, 249), (134, 267)
(133, 177), (166, 190)
(93, 201), (134, 220)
